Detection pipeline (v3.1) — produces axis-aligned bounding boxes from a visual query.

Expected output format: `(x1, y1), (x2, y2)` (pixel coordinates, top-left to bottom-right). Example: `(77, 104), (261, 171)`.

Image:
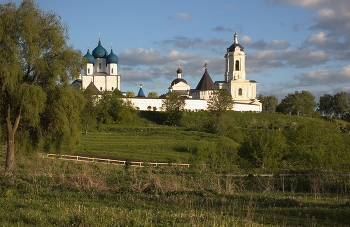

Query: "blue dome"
(92, 40), (108, 58)
(106, 49), (118, 64)
(84, 49), (95, 64)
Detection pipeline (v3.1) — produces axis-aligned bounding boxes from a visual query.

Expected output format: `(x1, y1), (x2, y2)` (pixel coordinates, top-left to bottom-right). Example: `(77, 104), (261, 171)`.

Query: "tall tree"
(0, 0), (83, 171)
(257, 94), (278, 112)
(333, 92), (350, 119)
(277, 90), (317, 116)
(162, 92), (186, 125)
(80, 88), (99, 135)
(206, 90), (234, 133)
(317, 93), (334, 117)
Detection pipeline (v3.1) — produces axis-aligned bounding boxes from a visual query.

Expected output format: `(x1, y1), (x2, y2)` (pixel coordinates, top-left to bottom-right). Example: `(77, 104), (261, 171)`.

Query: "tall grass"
(0, 155), (349, 226)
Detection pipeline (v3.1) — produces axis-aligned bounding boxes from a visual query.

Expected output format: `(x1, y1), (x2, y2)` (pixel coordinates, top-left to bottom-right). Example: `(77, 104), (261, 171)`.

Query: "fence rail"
(39, 153), (190, 167)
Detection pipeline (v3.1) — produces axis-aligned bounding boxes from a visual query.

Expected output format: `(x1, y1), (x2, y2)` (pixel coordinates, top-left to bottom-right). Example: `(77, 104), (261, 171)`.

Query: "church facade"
(76, 33), (261, 112)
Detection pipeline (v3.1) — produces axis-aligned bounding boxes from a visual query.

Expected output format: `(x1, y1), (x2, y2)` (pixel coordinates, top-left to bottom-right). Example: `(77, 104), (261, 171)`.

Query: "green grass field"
(1, 112), (350, 226)
(0, 156), (349, 226)
(74, 124), (220, 163)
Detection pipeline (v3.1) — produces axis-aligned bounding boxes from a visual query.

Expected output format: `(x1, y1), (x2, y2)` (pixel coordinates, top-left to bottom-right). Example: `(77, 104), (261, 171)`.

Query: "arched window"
(99, 63), (101, 69)
(238, 88), (242, 96)
(111, 68), (113, 74)
(88, 68), (90, 74)
(235, 60), (240, 71)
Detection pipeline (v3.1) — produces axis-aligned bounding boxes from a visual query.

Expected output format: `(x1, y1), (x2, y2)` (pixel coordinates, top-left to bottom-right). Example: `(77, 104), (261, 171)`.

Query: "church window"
(235, 60), (240, 71)
(238, 88), (242, 96)
(100, 87), (102, 91)
(111, 87), (114, 90)
(111, 68), (114, 74)
(99, 63), (101, 69)
(88, 68), (90, 74)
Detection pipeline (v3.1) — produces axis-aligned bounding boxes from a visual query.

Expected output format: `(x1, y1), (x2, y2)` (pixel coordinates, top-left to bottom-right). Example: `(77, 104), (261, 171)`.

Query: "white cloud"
(175, 13), (194, 19)
(265, 0), (349, 9)
(241, 36), (252, 45)
(294, 65), (350, 86)
(269, 40), (290, 50)
(247, 38), (290, 50)
(119, 48), (197, 66)
(280, 49), (329, 68)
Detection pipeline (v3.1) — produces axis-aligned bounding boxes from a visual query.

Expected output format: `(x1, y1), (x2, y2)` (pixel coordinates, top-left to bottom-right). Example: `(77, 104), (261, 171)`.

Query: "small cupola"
(84, 48), (95, 64)
(106, 48), (118, 64)
(137, 84), (145, 97)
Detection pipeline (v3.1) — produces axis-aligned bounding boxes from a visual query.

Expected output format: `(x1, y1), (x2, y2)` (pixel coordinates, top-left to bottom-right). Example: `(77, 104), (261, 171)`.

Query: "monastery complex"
(73, 33), (262, 112)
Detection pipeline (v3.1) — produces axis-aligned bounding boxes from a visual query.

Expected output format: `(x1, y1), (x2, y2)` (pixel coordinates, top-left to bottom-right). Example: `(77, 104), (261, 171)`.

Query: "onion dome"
(177, 68), (182, 74)
(92, 39), (108, 58)
(227, 33), (244, 52)
(84, 49), (95, 64)
(171, 78), (187, 86)
(106, 49), (118, 64)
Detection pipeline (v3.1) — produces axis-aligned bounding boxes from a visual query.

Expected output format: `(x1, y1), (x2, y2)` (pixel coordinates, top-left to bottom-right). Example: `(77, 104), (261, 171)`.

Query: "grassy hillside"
(1, 112), (350, 226)
(71, 111), (350, 172)
(74, 124), (222, 163)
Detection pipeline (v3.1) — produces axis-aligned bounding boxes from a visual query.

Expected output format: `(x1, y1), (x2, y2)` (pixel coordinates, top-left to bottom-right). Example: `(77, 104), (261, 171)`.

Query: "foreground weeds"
(0, 155), (349, 226)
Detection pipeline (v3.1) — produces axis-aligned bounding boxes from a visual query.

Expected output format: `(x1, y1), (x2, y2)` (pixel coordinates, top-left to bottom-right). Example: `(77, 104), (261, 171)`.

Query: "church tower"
(80, 38), (121, 92)
(216, 33), (259, 105)
(224, 33), (246, 81)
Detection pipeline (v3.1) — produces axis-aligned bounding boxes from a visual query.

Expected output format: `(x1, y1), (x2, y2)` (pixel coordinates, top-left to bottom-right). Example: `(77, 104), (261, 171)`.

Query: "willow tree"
(0, 0), (83, 171)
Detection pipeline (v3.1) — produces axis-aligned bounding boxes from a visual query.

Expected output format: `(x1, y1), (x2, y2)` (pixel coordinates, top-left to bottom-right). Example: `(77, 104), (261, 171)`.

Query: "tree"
(206, 90), (234, 133)
(317, 93), (334, 117)
(333, 92), (350, 119)
(238, 129), (288, 169)
(277, 90), (317, 116)
(125, 91), (135, 97)
(162, 92), (186, 125)
(257, 94), (278, 112)
(147, 91), (158, 98)
(40, 86), (85, 153)
(96, 89), (138, 124)
(80, 88), (99, 135)
(0, 0), (83, 171)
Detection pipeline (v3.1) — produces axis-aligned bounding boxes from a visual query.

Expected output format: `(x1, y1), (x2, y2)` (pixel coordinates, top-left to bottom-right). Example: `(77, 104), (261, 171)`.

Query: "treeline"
(179, 111), (350, 172)
(258, 91), (350, 120)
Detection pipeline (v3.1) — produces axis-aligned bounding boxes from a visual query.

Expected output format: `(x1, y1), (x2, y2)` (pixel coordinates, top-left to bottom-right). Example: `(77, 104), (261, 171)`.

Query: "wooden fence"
(39, 153), (190, 167)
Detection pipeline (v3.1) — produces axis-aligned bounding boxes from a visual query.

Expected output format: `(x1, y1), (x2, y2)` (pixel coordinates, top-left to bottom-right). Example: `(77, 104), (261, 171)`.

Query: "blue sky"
(6, 0), (350, 100)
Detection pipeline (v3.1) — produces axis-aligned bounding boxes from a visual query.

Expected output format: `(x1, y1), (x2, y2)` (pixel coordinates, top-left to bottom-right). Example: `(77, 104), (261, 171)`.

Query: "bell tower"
(216, 32), (259, 105)
(224, 33), (246, 82)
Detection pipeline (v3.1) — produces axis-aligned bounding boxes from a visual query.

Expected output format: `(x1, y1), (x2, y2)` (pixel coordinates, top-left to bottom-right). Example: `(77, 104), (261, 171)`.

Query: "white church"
(74, 33), (262, 112)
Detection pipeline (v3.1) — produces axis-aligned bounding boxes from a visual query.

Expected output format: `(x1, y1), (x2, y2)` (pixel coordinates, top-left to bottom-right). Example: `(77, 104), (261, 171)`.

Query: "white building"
(73, 38), (121, 92)
(76, 34), (261, 112)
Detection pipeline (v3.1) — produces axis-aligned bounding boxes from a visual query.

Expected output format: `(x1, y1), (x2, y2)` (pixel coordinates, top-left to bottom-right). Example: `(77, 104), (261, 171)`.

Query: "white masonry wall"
(125, 97), (261, 112)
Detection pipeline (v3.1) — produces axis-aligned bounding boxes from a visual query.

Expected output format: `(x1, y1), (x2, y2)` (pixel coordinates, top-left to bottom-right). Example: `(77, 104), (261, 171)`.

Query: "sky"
(5, 0), (350, 101)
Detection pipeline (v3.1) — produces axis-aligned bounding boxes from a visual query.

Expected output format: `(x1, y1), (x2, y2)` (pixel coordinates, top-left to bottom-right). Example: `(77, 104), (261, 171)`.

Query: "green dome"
(106, 49), (118, 64)
(92, 40), (108, 58)
(84, 49), (95, 64)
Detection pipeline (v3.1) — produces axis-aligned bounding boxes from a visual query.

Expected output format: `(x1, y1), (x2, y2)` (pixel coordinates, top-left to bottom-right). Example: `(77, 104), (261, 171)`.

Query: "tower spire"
(234, 33), (238, 44)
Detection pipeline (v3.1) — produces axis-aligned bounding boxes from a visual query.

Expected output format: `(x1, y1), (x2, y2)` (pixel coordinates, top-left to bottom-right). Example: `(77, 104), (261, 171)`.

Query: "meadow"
(1, 111), (350, 226)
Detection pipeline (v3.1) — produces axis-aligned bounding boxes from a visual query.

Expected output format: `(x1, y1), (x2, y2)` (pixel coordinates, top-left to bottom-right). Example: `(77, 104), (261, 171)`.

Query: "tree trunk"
(84, 123), (88, 135)
(5, 105), (21, 172)
(5, 129), (15, 172)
